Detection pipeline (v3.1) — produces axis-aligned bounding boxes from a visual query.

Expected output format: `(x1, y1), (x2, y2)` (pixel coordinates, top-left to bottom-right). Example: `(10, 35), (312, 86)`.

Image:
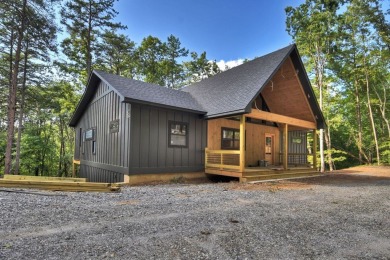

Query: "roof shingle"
(182, 44), (294, 117)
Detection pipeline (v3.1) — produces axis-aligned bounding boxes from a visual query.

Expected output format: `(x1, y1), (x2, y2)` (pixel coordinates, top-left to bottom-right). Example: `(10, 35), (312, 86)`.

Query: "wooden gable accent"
(260, 57), (316, 123)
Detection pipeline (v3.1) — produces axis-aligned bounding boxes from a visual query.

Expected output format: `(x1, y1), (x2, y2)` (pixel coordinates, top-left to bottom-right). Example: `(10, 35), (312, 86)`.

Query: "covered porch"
(205, 109), (319, 182)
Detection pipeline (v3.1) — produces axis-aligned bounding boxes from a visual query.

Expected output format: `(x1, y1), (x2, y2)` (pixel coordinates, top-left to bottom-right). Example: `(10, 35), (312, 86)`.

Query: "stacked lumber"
(0, 175), (120, 192)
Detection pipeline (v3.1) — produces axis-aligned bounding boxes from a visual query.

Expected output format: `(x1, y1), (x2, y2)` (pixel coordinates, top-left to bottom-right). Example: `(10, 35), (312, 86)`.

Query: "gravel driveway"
(0, 173), (389, 259)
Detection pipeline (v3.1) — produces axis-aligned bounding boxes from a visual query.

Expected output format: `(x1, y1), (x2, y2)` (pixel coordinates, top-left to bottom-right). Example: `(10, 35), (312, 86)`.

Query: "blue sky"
(113, 0), (305, 64)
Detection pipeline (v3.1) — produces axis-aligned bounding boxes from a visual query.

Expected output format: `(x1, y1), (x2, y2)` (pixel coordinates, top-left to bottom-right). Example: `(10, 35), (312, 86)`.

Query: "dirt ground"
(226, 165), (390, 191)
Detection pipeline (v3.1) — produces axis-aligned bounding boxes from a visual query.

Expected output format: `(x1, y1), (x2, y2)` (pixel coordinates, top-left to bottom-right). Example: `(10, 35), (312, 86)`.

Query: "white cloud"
(216, 59), (245, 71)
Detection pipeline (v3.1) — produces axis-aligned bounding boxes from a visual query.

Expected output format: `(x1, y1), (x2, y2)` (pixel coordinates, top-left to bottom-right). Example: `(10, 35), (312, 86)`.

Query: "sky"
(113, 0), (306, 68)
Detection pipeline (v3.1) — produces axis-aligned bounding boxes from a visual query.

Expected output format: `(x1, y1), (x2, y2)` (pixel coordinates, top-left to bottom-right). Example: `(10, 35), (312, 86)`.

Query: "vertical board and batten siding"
(130, 104), (207, 174)
(75, 81), (129, 182)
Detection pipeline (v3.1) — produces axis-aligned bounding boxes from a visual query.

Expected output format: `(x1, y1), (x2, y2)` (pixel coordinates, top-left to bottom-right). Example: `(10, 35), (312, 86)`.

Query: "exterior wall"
(129, 104), (207, 174)
(207, 118), (281, 166)
(75, 81), (130, 182)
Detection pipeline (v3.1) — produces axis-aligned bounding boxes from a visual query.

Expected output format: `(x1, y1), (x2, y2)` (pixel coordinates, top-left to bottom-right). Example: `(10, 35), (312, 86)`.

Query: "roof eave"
(123, 97), (207, 115)
(68, 72), (99, 127)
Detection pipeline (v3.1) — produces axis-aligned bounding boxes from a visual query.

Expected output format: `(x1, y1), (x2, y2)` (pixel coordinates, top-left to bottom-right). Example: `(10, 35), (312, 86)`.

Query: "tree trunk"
(374, 85), (390, 138)
(324, 127), (334, 171)
(363, 55), (380, 165)
(354, 78), (367, 164)
(14, 40), (29, 175)
(314, 43), (325, 172)
(4, 0), (28, 175)
(86, 0), (93, 78)
(58, 117), (65, 177)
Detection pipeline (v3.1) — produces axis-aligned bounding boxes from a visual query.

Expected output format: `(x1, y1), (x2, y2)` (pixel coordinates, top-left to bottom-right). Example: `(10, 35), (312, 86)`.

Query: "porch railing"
(205, 148), (240, 171)
(278, 153), (315, 167)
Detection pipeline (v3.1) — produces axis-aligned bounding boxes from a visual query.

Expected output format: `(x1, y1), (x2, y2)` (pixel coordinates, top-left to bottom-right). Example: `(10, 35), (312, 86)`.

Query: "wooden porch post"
(239, 115), (246, 172)
(312, 129), (317, 170)
(283, 124), (288, 170)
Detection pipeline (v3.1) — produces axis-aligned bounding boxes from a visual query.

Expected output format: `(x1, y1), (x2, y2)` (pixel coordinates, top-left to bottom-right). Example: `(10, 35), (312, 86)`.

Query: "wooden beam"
(0, 179), (120, 192)
(239, 115), (246, 172)
(3, 175), (87, 182)
(283, 124), (288, 170)
(248, 109), (316, 129)
(312, 129), (317, 170)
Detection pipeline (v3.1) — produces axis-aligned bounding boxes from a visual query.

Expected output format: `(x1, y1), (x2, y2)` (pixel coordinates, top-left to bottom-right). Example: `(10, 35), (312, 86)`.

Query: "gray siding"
(130, 104), (207, 174)
(75, 81), (130, 182)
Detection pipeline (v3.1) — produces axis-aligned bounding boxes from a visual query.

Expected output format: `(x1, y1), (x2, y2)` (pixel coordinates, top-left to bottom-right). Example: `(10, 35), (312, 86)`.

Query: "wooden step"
(243, 168), (315, 177)
(240, 171), (321, 183)
(0, 179), (120, 192)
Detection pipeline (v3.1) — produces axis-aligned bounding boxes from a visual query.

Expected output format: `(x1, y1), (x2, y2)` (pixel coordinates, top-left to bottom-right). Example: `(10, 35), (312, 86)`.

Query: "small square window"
(169, 121), (188, 147)
(85, 128), (94, 141)
(221, 128), (240, 150)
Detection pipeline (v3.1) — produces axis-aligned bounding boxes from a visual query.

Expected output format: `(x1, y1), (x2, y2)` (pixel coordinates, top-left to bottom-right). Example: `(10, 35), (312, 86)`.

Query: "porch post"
(239, 115), (246, 172)
(283, 124), (288, 170)
(312, 129), (317, 170)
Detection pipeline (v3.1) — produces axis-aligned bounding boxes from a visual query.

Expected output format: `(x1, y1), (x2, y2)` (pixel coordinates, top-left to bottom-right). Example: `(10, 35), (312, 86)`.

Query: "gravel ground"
(0, 172), (389, 260)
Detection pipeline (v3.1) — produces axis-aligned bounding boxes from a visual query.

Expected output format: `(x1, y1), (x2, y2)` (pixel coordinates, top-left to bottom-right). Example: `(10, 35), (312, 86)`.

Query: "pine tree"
(60, 0), (126, 81)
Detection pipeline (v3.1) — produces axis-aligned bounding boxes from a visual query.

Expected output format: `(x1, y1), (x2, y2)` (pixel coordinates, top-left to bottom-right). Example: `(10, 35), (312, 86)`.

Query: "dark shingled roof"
(94, 70), (206, 113)
(70, 44), (325, 128)
(181, 44), (295, 118)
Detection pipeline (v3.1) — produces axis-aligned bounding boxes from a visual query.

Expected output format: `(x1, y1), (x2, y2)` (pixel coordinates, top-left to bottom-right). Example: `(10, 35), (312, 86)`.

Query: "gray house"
(69, 44), (325, 183)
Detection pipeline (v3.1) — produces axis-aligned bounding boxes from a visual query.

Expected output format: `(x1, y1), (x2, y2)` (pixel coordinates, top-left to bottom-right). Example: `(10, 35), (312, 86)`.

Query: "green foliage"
(184, 51), (221, 84)
(286, 0), (390, 169)
(95, 30), (136, 78)
(60, 0), (126, 81)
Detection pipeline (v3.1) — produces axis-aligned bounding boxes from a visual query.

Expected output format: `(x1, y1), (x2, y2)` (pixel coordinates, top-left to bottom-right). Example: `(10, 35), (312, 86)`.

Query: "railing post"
(239, 115), (246, 172)
(205, 148), (207, 167)
(221, 153), (223, 170)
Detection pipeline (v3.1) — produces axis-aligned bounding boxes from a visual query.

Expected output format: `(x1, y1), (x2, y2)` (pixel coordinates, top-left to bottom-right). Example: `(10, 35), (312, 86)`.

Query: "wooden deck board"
(3, 175), (87, 182)
(0, 179), (120, 192)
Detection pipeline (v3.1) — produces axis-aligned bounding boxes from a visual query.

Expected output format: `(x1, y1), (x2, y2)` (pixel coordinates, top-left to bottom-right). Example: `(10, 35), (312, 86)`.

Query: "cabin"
(69, 44), (325, 184)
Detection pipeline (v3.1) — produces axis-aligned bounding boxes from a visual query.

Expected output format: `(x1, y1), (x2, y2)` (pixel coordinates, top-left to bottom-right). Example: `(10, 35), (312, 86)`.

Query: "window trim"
(221, 127), (240, 150)
(168, 121), (189, 148)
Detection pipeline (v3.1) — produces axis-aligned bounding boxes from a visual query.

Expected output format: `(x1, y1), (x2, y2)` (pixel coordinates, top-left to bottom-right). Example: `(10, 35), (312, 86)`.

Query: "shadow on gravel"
(205, 174), (239, 183)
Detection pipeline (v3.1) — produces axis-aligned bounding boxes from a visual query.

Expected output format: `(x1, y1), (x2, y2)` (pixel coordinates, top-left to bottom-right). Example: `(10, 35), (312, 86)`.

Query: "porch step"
(240, 171), (321, 183)
(243, 168), (315, 177)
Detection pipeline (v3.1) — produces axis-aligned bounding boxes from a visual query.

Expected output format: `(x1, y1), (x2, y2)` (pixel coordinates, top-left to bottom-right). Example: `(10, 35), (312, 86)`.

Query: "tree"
(96, 30), (136, 78)
(184, 51), (221, 84)
(286, 0), (342, 171)
(136, 36), (165, 85)
(161, 35), (189, 89)
(1, 0), (58, 174)
(60, 0), (126, 81)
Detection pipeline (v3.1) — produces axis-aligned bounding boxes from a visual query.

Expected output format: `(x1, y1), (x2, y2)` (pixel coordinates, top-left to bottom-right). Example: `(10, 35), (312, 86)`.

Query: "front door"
(265, 134), (274, 165)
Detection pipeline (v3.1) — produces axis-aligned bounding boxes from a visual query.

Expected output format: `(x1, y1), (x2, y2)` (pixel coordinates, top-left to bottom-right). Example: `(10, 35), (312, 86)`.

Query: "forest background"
(0, 0), (389, 176)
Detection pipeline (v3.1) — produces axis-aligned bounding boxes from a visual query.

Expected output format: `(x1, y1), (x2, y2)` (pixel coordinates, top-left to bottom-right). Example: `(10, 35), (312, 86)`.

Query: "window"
(221, 128), (240, 150)
(92, 140), (96, 154)
(83, 127), (97, 154)
(109, 119), (120, 133)
(169, 121), (188, 147)
(85, 128), (94, 141)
